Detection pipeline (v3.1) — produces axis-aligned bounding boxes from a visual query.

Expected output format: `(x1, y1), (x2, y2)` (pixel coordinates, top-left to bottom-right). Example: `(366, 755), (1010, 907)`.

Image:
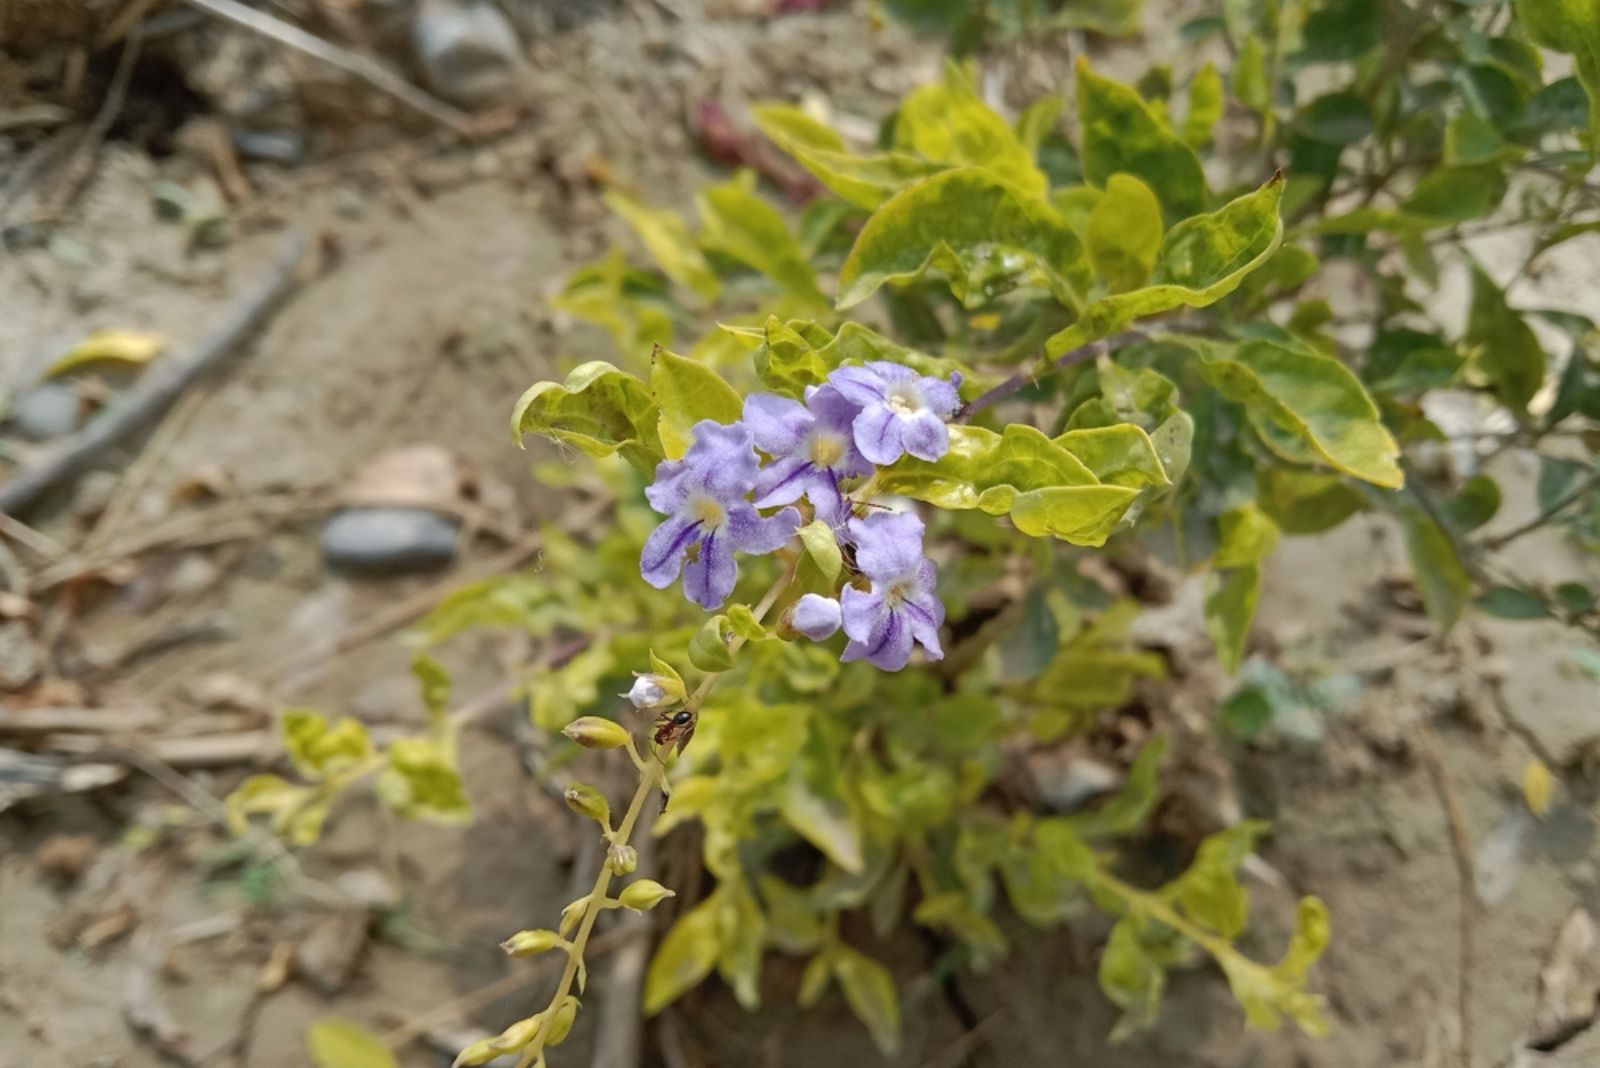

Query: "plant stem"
(1090, 870), (1238, 964)
(1479, 466), (1600, 551)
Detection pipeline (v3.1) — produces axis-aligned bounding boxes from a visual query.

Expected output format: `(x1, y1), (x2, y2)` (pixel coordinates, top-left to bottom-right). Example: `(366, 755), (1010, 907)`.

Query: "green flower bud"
(607, 843), (638, 875)
(564, 783), (611, 827)
(499, 928), (565, 957)
(490, 1014), (542, 1052)
(617, 878), (676, 912)
(452, 1037), (501, 1067)
(562, 716), (630, 750)
(559, 895), (587, 936)
(544, 995), (580, 1047)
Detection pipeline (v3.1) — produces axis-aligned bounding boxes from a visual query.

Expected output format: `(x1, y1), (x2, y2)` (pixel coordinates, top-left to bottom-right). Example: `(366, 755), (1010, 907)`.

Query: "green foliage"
(306, 1019), (397, 1068)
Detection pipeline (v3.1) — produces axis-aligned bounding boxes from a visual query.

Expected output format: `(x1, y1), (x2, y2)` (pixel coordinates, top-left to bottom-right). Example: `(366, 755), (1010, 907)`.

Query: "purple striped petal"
(682, 529), (738, 609)
(640, 515), (699, 589)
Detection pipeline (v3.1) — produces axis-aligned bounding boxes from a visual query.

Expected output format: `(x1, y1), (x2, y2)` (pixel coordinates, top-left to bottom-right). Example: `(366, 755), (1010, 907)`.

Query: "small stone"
(0, 620), (43, 691)
(231, 128), (306, 164)
(294, 908), (370, 995)
(334, 868), (402, 912)
(9, 382), (80, 440)
(1022, 749), (1121, 813)
(321, 507), (460, 575)
(413, 0), (525, 110)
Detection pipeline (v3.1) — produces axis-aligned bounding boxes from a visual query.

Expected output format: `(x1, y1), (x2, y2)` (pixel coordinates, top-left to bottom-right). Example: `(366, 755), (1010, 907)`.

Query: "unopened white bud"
(626, 675), (671, 710)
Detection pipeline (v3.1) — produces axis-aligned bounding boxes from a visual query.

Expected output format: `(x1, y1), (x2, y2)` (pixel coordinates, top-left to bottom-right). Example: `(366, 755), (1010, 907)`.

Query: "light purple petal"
(791, 594), (842, 641)
(682, 530), (738, 609)
(899, 410), (950, 462)
(807, 385), (861, 434)
(900, 590), (945, 661)
(684, 420), (759, 502)
(852, 404), (905, 466)
(726, 503), (800, 554)
(847, 512), (927, 583)
(828, 365), (890, 407)
(842, 605), (914, 671)
(640, 515), (699, 589)
(644, 458), (690, 514)
(839, 584), (886, 643)
(805, 470), (850, 526)
(743, 393), (811, 455)
(752, 454), (813, 509)
(918, 374), (961, 417)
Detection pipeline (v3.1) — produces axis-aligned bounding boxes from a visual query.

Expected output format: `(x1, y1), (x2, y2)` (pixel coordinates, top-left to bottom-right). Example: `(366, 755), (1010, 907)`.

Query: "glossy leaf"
(1199, 339), (1403, 489)
(1257, 467), (1364, 534)
(752, 103), (944, 210)
(1466, 264), (1546, 412)
(651, 348), (744, 459)
(1184, 63), (1224, 148)
(644, 896), (723, 1015)
(832, 946), (902, 1056)
(1078, 58), (1208, 222)
(836, 167), (1089, 310)
(1055, 424), (1171, 489)
(1402, 510), (1473, 631)
(875, 424), (1140, 546)
(895, 61), (1047, 196)
(604, 190), (721, 301)
(511, 361), (662, 475)
(1206, 564), (1261, 673)
(1045, 175), (1284, 355)
(1086, 173), (1164, 293)
(307, 1018), (398, 1068)
(698, 172), (826, 303)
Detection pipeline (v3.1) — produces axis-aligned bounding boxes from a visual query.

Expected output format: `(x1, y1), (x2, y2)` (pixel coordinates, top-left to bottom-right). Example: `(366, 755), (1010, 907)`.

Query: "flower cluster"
(640, 361), (961, 671)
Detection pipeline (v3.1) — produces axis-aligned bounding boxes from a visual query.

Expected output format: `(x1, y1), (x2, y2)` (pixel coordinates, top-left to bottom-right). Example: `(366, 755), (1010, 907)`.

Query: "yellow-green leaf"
(511, 360), (662, 475)
(1205, 563), (1261, 673)
(697, 172), (825, 304)
(374, 738), (472, 824)
(1046, 174), (1284, 355)
(650, 348), (743, 459)
(45, 328), (165, 378)
(797, 519), (842, 584)
(1516, 0), (1600, 155)
(895, 60), (1047, 197)
(1184, 62), (1224, 148)
(1086, 173), (1164, 293)
(1401, 509), (1473, 631)
(550, 248), (673, 355)
(282, 709), (372, 780)
(644, 896), (723, 1014)
(751, 103), (945, 210)
(1215, 503), (1280, 567)
(603, 190), (721, 301)
(1198, 339), (1403, 489)
(1524, 758), (1557, 817)
(1078, 58), (1209, 222)
(1466, 263), (1546, 412)
(832, 946), (902, 1056)
(1055, 424), (1170, 489)
(836, 167), (1089, 311)
(307, 1018), (398, 1068)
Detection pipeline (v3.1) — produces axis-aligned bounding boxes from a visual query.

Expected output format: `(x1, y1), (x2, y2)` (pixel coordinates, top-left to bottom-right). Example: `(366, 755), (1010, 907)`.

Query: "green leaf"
(1086, 174), (1164, 293)
(1477, 586), (1550, 619)
(895, 60), (1047, 196)
(1364, 329), (1464, 395)
(411, 653), (451, 730)
(1445, 110), (1522, 166)
(550, 249), (673, 355)
(1297, 0), (1379, 61)
(875, 424), (1140, 547)
(1295, 92), (1373, 145)
(1071, 737), (1167, 836)
(1045, 175), (1284, 355)
(1198, 339), (1403, 489)
(1516, 0), (1600, 155)
(650, 348), (743, 459)
(832, 947), (902, 1056)
(1234, 35), (1271, 112)
(1053, 0), (1144, 34)
(1077, 58), (1208, 223)
(697, 172), (826, 304)
(1221, 896), (1331, 1035)
(603, 190), (721, 301)
(1441, 474), (1502, 533)
(1100, 915), (1169, 1041)
(1257, 467), (1364, 533)
(374, 738), (472, 823)
(1215, 503), (1280, 567)
(282, 709), (372, 780)
(797, 519), (843, 585)
(1466, 264), (1547, 412)
(307, 1018), (398, 1068)
(511, 361), (662, 475)
(836, 167), (1089, 310)
(1174, 822), (1266, 939)
(1205, 563), (1261, 673)
(752, 104), (945, 211)
(688, 615), (736, 672)
(1184, 63), (1224, 148)
(644, 895), (723, 1015)
(1402, 510), (1473, 631)
(1055, 424), (1171, 489)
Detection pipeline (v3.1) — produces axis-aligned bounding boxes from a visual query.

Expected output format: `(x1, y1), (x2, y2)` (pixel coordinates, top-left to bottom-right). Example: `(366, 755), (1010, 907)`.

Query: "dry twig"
(1418, 726), (1478, 1068)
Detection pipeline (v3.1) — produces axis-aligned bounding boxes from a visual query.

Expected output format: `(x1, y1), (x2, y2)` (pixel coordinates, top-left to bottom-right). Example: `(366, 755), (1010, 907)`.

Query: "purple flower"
(827, 362), (962, 467)
(839, 511), (944, 671)
(742, 388), (873, 526)
(790, 593), (842, 641)
(641, 420), (800, 609)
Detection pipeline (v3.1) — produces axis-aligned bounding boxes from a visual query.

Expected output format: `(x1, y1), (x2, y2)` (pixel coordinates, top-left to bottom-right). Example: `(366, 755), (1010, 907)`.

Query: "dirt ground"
(3, 2), (1600, 1067)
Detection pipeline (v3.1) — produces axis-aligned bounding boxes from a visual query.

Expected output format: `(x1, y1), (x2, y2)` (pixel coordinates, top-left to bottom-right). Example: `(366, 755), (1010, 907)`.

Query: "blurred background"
(3, 1), (1600, 1066)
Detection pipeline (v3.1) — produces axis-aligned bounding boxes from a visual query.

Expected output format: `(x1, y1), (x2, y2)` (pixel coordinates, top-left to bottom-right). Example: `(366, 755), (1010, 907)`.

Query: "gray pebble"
(413, 0), (525, 110)
(321, 507), (460, 575)
(9, 382), (80, 440)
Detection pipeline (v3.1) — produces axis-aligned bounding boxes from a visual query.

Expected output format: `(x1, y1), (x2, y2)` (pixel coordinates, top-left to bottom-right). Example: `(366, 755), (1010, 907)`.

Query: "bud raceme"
(558, 896), (587, 936)
(617, 878), (676, 912)
(500, 928), (566, 957)
(564, 783), (611, 826)
(607, 842), (638, 875)
(562, 716), (631, 749)
(544, 995), (580, 1046)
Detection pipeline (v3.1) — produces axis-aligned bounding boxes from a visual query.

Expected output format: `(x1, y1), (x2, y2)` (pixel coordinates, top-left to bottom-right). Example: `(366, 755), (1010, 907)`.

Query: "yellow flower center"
(809, 432), (846, 468)
(691, 496), (726, 528)
(887, 385), (922, 416)
(886, 579), (914, 606)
